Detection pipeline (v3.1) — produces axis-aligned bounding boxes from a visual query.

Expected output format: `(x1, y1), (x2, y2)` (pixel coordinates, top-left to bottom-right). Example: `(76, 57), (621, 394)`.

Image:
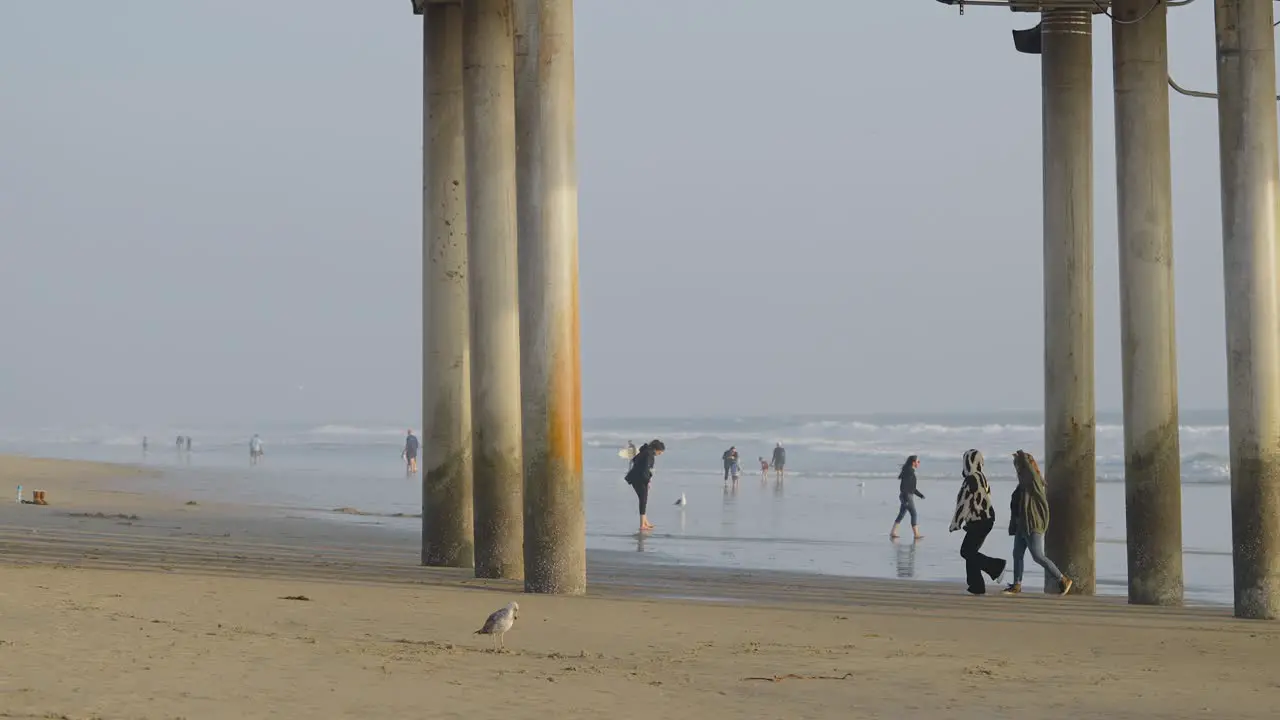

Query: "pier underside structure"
(937, 0), (1280, 619)
(415, 0), (585, 596)
(415, 0), (1280, 611)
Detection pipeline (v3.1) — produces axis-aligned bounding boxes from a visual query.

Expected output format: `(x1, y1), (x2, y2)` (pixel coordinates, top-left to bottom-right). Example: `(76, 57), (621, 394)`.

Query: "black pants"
(959, 517), (1006, 594)
(631, 481), (649, 516)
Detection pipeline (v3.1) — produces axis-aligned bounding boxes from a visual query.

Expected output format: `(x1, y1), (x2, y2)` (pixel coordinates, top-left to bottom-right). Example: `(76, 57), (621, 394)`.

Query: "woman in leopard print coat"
(949, 449), (1007, 595)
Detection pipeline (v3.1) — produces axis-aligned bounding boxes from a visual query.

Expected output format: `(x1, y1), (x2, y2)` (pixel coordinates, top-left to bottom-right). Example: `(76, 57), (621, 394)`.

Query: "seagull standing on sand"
(475, 601), (519, 651)
(674, 493), (687, 507)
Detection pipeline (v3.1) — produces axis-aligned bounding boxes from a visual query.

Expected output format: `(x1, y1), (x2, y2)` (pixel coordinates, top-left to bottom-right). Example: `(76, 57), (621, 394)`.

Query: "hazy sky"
(0, 1), (1258, 425)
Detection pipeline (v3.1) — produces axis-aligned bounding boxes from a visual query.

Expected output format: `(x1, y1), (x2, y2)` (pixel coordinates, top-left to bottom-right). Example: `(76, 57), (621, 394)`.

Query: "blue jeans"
(1012, 532), (1063, 584)
(894, 496), (918, 526)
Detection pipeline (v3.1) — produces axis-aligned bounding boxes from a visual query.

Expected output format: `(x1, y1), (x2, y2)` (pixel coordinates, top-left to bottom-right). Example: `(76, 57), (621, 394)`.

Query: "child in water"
(759, 457), (770, 481)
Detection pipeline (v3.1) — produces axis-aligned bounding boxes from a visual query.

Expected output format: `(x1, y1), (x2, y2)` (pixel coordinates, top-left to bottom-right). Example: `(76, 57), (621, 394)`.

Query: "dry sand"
(0, 455), (1276, 719)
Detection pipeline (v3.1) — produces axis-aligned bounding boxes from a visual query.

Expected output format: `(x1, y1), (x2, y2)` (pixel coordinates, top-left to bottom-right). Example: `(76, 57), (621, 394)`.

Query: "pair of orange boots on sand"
(21, 489), (48, 505)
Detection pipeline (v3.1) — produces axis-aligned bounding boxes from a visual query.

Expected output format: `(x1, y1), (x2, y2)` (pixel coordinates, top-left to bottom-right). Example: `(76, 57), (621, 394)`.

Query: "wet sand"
(0, 455), (1277, 719)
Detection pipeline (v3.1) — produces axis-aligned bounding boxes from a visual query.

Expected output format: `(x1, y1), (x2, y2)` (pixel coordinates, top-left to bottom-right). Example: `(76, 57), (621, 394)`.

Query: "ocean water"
(0, 411), (1237, 606)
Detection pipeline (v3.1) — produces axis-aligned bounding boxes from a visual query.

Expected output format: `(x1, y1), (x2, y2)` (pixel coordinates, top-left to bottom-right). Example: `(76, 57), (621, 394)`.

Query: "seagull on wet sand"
(475, 601), (519, 651)
(674, 493), (687, 506)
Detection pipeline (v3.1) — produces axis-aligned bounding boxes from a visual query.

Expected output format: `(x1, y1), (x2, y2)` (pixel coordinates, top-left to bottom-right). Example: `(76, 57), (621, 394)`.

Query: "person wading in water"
(721, 446), (739, 483)
(625, 439), (666, 532)
(402, 430), (419, 475)
(890, 455), (925, 539)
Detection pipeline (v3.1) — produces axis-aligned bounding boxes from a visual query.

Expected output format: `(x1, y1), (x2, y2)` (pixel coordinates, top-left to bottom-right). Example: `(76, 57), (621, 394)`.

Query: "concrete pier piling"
(1040, 7), (1096, 595)
(1111, 0), (1182, 605)
(515, 0), (586, 595)
(422, 2), (475, 569)
(462, 0), (525, 580)
(1213, 0), (1280, 620)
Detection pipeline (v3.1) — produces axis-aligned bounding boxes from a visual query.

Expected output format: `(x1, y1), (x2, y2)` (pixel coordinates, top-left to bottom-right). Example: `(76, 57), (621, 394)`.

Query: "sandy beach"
(0, 455), (1276, 719)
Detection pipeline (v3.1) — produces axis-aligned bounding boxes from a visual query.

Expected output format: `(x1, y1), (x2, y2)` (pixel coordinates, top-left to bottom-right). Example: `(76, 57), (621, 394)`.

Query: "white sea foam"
(0, 413), (1236, 485)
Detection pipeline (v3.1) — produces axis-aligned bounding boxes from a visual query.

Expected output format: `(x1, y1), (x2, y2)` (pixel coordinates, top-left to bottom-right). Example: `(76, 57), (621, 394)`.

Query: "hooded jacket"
(1013, 450), (1050, 535)
(949, 449), (995, 532)
(626, 443), (657, 486)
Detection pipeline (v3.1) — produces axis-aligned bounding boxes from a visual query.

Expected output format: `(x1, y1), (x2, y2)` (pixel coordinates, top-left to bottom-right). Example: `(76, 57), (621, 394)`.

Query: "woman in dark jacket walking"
(890, 455), (925, 539)
(949, 449), (1006, 594)
(625, 439), (666, 532)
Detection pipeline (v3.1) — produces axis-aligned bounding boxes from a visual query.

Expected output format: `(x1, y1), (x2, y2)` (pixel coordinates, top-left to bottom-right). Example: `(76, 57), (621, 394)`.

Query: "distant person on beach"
(890, 455), (925, 539)
(185, 436), (192, 452)
(758, 456), (770, 481)
(771, 443), (786, 480)
(625, 439), (665, 532)
(402, 430), (419, 474)
(142, 437), (148, 455)
(249, 434), (264, 466)
(1005, 450), (1073, 596)
(176, 436), (183, 451)
(721, 446), (738, 481)
(949, 449), (1006, 595)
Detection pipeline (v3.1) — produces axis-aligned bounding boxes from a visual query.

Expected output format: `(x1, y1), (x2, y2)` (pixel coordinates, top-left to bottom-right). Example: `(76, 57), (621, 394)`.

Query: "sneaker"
(1058, 577), (1074, 596)
(1002, 583), (1021, 595)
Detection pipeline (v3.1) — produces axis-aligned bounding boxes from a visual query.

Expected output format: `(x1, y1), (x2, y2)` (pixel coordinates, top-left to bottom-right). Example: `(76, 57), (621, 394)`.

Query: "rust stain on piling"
(527, 250), (585, 595)
(548, 252), (583, 470)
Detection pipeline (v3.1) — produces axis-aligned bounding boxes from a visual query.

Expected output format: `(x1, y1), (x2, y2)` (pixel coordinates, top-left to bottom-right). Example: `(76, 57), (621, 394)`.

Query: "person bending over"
(625, 439), (666, 532)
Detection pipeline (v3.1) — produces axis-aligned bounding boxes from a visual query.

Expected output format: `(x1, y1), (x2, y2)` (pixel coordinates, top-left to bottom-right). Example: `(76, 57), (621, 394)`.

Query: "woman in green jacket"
(1005, 450), (1073, 596)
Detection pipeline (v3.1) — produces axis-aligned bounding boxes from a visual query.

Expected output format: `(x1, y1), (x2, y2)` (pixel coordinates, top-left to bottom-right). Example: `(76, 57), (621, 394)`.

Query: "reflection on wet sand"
(893, 537), (918, 579)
